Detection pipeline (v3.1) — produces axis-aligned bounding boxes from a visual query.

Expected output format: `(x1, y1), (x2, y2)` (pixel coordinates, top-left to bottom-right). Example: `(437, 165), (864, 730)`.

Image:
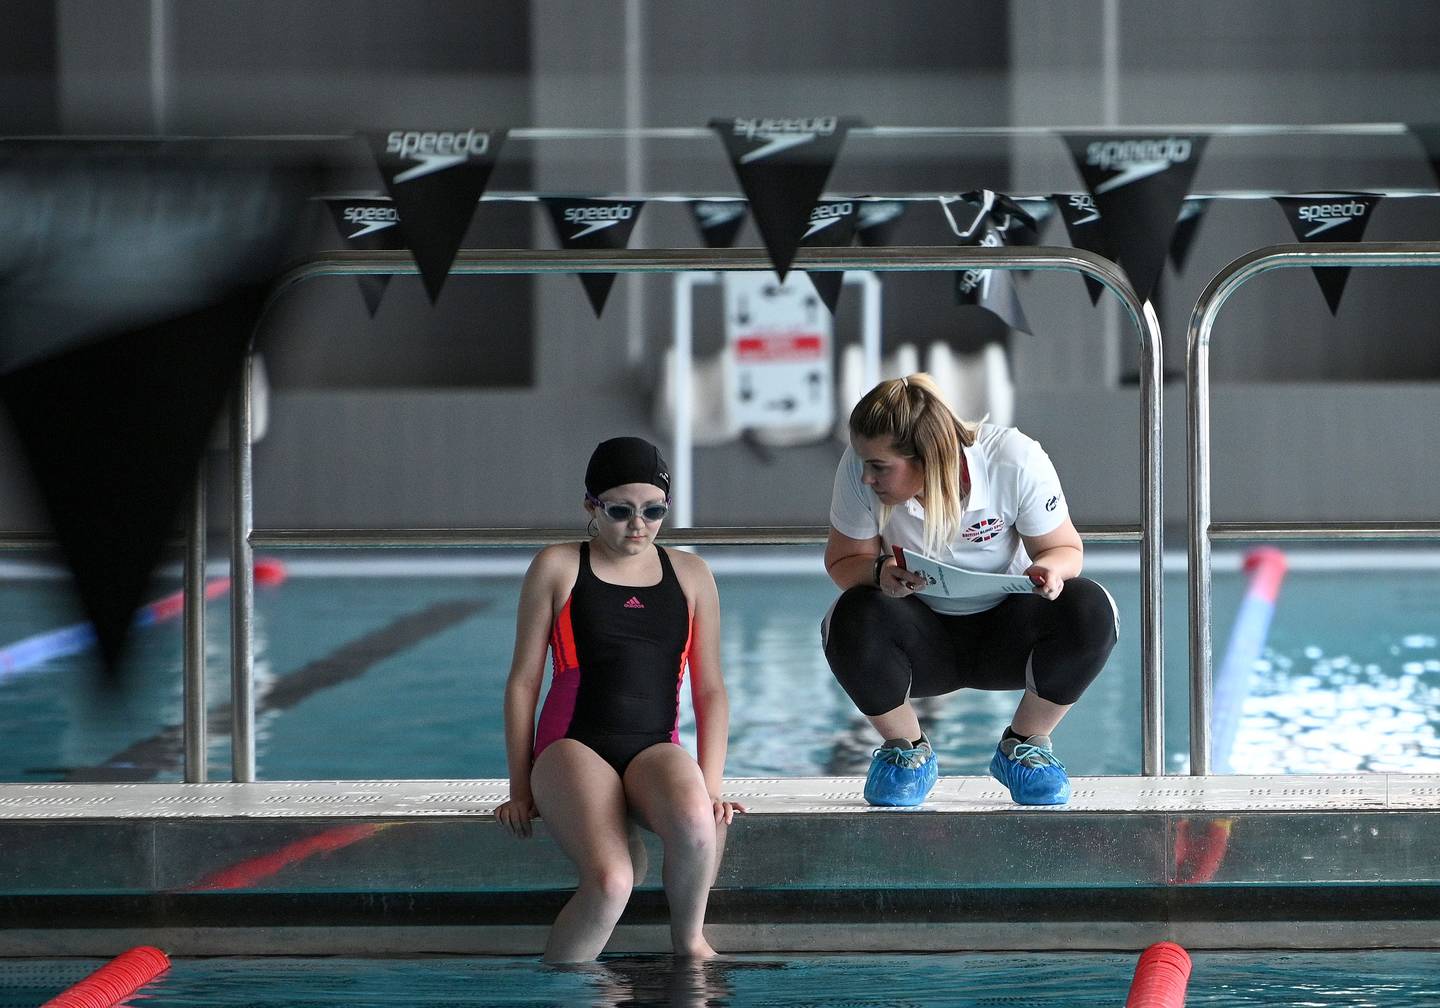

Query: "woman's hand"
(712, 798), (747, 825)
(878, 557), (924, 598)
(494, 796), (538, 838)
(1025, 563), (1065, 601)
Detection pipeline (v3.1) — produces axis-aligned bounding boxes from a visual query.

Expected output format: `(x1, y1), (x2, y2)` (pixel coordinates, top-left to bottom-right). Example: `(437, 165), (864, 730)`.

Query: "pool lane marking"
(64, 597), (490, 782)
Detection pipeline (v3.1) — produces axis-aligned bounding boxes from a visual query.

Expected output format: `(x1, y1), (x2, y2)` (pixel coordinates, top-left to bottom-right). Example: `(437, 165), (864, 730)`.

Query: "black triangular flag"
(798, 199), (858, 314)
(325, 197), (407, 316)
(1406, 123), (1440, 189)
(1273, 193), (1382, 315)
(981, 191), (1042, 247)
(689, 199), (748, 248)
(941, 193), (1030, 335)
(0, 289), (264, 673)
(855, 200), (908, 247)
(0, 138), (319, 681)
(543, 197), (646, 317)
(1012, 197), (1056, 243)
(1168, 197), (1208, 273)
(1052, 192), (1109, 306)
(1063, 132), (1209, 303)
(709, 116), (858, 279)
(366, 127), (507, 303)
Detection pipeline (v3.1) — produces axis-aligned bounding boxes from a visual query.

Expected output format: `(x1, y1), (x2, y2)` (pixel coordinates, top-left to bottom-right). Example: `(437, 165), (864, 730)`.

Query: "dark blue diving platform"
(3, 775), (1439, 955)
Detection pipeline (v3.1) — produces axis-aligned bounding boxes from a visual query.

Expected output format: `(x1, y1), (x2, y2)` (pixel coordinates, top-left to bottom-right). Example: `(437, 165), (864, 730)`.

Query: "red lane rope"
(143, 557), (288, 623)
(1242, 545), (1288, 604)
(1125, 941), (1192, 1008)
(41, 946), (170, 1008)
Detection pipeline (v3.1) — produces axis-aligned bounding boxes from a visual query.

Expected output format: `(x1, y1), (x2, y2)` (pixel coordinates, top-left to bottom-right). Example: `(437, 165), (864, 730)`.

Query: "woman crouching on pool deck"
(823, 374), (1118, 808)
(495, 436), (744, 962)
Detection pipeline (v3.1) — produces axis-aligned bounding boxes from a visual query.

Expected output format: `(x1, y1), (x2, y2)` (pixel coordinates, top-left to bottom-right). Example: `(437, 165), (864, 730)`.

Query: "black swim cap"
(585, 437), (671, 498)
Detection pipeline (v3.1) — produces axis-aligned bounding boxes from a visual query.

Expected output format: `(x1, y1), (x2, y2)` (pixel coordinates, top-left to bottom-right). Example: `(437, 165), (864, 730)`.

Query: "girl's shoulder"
(662, 546), (717, 596)
(527, 542), (582, 582)
(662, 544), (712, 577)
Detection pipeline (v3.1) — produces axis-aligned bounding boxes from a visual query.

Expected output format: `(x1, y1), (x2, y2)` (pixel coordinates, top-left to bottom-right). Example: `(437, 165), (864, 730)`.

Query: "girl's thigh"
(532, 739), (634, 870)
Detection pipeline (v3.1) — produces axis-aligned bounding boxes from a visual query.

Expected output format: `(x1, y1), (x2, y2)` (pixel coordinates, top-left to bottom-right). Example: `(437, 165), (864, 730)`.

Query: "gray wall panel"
(4, 2), (1438, 540)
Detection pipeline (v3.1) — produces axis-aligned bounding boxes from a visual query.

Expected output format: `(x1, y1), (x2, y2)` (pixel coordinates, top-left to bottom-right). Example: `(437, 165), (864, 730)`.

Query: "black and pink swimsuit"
(533, 542), (692, 775)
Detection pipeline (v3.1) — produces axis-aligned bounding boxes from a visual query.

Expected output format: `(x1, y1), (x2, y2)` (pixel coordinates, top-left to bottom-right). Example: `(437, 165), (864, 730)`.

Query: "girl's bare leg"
(531, 740), (636, 962)
(624, 743), (720, 958)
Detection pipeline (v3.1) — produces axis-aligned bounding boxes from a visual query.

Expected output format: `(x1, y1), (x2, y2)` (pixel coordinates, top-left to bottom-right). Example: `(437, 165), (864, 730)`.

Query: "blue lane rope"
(1211, 546), (1288, 773)
(0, 560), (285, 683)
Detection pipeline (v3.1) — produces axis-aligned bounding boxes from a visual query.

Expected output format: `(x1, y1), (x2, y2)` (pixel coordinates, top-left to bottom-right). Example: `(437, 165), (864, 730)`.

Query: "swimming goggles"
(587, 495), (670, 523)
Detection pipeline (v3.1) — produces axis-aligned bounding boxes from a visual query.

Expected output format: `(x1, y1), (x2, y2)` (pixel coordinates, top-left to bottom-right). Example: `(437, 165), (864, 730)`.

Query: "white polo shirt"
(829, 424), (1069, 615)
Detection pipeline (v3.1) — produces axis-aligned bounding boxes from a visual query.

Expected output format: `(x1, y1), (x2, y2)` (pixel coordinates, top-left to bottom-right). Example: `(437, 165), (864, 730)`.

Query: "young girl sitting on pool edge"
(494, 436), (745, 962)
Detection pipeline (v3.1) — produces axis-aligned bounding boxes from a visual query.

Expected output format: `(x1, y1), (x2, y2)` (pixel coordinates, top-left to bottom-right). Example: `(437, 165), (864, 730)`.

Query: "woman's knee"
(828, 585), (891, 636)
(1059, 577), (1120, 647)
(823, 587), (923, 711)
(1026, 579), (1119, 705)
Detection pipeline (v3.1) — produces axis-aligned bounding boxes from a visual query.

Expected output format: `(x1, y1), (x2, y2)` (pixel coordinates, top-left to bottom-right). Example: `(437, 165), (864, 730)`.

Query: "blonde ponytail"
(848, 373), (979, 557)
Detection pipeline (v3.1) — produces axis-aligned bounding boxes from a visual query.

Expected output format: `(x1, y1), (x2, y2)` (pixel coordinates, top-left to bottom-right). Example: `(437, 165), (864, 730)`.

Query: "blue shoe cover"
(863, 738), (938, 807)
(988, 734), (1070, 806)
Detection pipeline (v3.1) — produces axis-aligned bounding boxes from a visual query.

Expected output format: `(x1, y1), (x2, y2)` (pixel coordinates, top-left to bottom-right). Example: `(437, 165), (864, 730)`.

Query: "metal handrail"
(229, 244), (1165, 779)
(30, 519), (1440, 553)
(1186, 241), (1440, 774)
(248, 524), (1144, 549)
(1210, 522), (1440, 542)
(182, 473), (207, 783)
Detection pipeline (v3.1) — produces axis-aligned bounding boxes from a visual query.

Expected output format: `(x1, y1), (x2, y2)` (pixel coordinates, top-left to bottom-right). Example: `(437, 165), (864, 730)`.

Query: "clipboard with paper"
(893, 546), (1036, 600)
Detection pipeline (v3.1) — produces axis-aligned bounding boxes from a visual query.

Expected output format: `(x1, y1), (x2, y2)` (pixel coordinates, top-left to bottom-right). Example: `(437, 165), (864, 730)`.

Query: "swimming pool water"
(4, 951), (1440, 1007)
(2, 546), (1439, 782)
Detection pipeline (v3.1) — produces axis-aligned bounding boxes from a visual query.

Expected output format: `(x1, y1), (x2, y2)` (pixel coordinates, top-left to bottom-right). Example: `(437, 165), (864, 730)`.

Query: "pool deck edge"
(4, 775), (1440, 955)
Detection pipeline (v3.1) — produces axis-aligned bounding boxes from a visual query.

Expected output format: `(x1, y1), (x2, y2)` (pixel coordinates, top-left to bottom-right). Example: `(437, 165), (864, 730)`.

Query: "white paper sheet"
(896, 547), (1036, 600)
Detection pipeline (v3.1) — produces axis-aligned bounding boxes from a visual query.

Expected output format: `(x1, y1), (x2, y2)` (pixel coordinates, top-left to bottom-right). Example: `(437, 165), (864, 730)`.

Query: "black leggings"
(822, 578), (1118, 716)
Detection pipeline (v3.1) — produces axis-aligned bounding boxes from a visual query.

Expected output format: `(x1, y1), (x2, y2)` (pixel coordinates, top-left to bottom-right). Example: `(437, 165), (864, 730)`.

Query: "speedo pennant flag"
(1273, 193), (1383, 315)
(365, 127), (508, 304)
(1169, 197), (1208, 273)
(798, 199), (858, 314)
(0, 288), (266, 676)
(0, 138), (318, 682)
(709, 116), (860, 279)
(986, 192), (1042, 247)
(1052, 192), (1109, 306)
(854, 199), (908, 248)
(689, 199), (748, 248)
(325, 197), (406, 316)
(543, 197), (646, 318)
(941, 192), (1031, 335)
(1063, 132), (1209, 303)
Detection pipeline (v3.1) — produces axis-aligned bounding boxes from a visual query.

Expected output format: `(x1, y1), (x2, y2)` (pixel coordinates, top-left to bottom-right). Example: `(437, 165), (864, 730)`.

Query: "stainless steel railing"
(227, 245), (1166, 780)
(1186, 241), (1440, 774)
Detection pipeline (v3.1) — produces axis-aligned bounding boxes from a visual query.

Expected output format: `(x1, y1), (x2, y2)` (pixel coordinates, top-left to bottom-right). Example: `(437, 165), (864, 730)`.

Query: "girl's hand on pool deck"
(713, 799), (747, 825)
(495, 797), (538, 838)
(1025, 564), (1065, 601)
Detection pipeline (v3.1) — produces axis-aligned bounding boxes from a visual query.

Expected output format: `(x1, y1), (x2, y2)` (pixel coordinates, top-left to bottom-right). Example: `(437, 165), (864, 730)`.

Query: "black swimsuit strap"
(654, 545), (677, 585)
(577, 540), (676, 591)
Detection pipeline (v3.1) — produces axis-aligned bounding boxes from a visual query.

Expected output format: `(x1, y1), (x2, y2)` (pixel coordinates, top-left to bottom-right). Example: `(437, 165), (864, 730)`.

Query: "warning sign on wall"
(723, 272), (833, 429)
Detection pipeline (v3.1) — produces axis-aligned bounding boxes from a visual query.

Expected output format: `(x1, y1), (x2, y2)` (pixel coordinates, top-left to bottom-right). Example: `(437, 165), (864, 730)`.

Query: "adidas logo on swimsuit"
(623, 597), (645, 609)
